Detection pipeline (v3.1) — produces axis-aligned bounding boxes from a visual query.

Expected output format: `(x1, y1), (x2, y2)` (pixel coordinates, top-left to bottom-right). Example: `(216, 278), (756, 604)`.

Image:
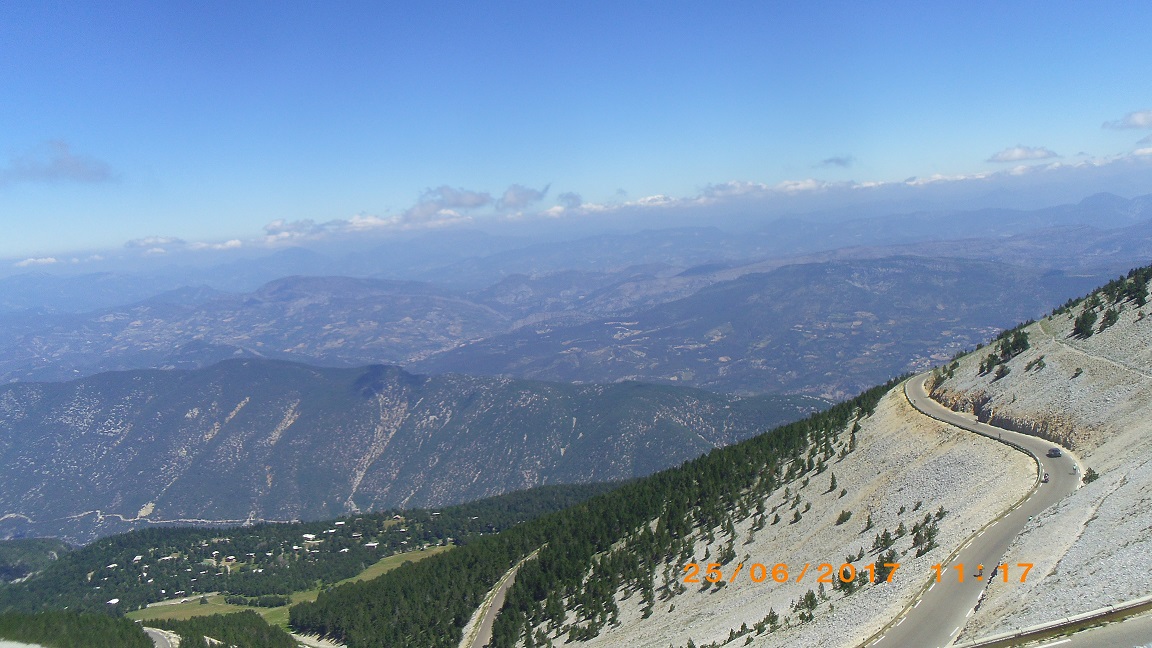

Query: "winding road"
(143, 628), (177, 648)
(862, 374), (1082, 648)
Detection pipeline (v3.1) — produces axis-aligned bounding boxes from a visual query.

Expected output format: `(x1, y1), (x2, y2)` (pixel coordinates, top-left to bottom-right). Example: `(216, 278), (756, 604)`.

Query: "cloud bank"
(13, 257), (58, 268)
(987, 145), (1059, 163)
(263, 184), (555, 243)
(497, 184), (549, 210)
(0, 141), (114, 187)
(1103, 110), (1152, 130)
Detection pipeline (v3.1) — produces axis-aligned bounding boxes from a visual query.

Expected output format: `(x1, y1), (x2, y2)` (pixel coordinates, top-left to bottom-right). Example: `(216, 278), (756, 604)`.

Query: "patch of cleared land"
(933, 301), (1152, 641)
(534, 385), (1033, 647)
(128, 545), (452, 629)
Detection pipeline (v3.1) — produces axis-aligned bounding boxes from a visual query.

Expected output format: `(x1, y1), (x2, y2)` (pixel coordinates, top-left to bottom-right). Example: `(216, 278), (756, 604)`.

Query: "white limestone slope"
(535, 386), (1032, 648)
(932, 296), (1152, 640)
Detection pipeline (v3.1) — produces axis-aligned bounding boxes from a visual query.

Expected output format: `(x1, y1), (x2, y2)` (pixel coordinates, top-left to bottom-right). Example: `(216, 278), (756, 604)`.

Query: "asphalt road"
(864, 374), (1081, 648)
(143, 628), (176, 648)
(463, 550), (539, 648)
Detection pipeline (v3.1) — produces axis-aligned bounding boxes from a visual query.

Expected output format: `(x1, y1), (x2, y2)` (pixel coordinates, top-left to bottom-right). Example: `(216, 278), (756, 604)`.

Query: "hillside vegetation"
(0, 611), (150, 648)
(930, 263), (1152, 640)
(287, 368), (1038, 648)
(0, 539), (71, 583)
(287, 382), (893, 646)
(0, 360), (815, 542)
(0, 483), (613, 616)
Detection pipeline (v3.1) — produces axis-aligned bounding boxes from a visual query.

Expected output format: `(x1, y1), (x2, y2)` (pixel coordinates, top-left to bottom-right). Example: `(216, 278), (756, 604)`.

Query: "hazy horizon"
(2, 2), (1151, 262)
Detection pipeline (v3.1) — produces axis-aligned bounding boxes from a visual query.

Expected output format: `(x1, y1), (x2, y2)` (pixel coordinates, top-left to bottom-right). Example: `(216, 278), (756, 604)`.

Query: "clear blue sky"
(2, 1), (1151, 259)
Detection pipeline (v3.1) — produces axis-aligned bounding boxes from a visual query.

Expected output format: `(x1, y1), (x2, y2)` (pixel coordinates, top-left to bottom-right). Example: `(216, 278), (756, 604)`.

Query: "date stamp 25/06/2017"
(682, 562), (1033, 586)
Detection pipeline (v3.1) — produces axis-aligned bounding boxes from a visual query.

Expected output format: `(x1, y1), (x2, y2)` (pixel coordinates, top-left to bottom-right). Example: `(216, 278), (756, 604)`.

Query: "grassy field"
(127, 544), (453, 629)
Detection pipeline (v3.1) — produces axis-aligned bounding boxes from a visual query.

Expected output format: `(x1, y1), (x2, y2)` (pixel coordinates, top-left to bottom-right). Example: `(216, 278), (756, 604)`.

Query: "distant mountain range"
(416, 256), (1106, 399)
(0, 359), (818, 542)
(3, 195), (1151, 396)
(0, 256), (1121, 397)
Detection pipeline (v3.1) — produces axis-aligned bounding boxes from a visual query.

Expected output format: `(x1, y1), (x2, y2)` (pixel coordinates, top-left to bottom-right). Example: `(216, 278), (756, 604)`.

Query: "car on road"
(1042, 472), (1050, 483)
(1046, 447), (1062, 458)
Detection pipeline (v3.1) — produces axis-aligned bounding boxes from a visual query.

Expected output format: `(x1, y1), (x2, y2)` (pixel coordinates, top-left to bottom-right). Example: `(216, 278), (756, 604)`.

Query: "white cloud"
(239, 150), (1149, 247)
(188, 239), (243, 251)
(261, 186), (494, 244)
(404, 186), (491, 222)
(775, 178), (832, 192)
(1103, 110), (1152, 129)
(126, 236), (185, 248)
(497, 184), (549, 210)
(987, 145), (1059, 163)
(0, 141), (115, 188)
(701, 181), (770, 198)
(14, 256), (58, 267)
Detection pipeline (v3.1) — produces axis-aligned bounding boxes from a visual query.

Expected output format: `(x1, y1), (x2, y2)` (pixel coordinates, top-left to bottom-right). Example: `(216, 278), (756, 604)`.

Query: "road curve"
(861, 374), (1081, 648)
(460, 550), (539, 648)
(143, 628), (177, 648)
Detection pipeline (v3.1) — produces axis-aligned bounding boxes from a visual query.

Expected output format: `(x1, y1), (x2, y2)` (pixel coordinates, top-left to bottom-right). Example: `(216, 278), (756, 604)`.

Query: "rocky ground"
(533, 385), (1034, 648)
(932, 295), (1152, 641)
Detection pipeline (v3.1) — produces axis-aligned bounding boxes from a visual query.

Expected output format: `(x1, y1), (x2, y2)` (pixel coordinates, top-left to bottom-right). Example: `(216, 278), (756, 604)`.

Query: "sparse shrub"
(1073, 308), (1097, 337)
(835, 510), (852, 525)
(1098, 307), (1119, 332)
(1083, 467), (1099, 484)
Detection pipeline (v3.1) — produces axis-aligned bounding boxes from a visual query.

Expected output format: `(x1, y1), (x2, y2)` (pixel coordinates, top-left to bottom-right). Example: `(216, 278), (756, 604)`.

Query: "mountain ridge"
(0, 358), (819, 543)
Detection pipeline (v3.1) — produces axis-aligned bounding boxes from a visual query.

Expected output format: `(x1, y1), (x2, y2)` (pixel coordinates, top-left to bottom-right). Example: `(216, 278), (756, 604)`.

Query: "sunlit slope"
(517, 385), (1031, 648)
(0, 359), (817, 542)
(930, 267), (1152, 640)
(287, 375), (1034, 647)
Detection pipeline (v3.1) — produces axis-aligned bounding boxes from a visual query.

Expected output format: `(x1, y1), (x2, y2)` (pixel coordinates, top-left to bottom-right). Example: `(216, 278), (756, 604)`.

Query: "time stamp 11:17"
(682, 561), (1035, 585)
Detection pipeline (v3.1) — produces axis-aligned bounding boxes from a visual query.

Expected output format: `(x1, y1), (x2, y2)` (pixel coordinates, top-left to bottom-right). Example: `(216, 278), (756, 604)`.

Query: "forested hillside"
(0, 483), (614, 615)
(0, 538), (71, 583)
(288, 379), (895, 647)
(0, 359), (816, 542)
(0, 611), (150, 648)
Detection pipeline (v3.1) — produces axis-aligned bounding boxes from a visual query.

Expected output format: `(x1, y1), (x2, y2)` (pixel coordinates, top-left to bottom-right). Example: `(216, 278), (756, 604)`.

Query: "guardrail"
(952, 592), (1152, 647)
(897, 374), (1144, 648)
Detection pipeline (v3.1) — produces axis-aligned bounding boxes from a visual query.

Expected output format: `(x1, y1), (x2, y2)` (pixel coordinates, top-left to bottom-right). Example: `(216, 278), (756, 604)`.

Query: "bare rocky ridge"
(529, 386), (1033, 647)
(931, 287), (1152, 640)
(0, 360), (817, 543)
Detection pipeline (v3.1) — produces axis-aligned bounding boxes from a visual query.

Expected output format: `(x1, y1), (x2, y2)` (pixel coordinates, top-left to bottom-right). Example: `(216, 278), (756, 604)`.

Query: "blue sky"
(2, 1), (1151, 260)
